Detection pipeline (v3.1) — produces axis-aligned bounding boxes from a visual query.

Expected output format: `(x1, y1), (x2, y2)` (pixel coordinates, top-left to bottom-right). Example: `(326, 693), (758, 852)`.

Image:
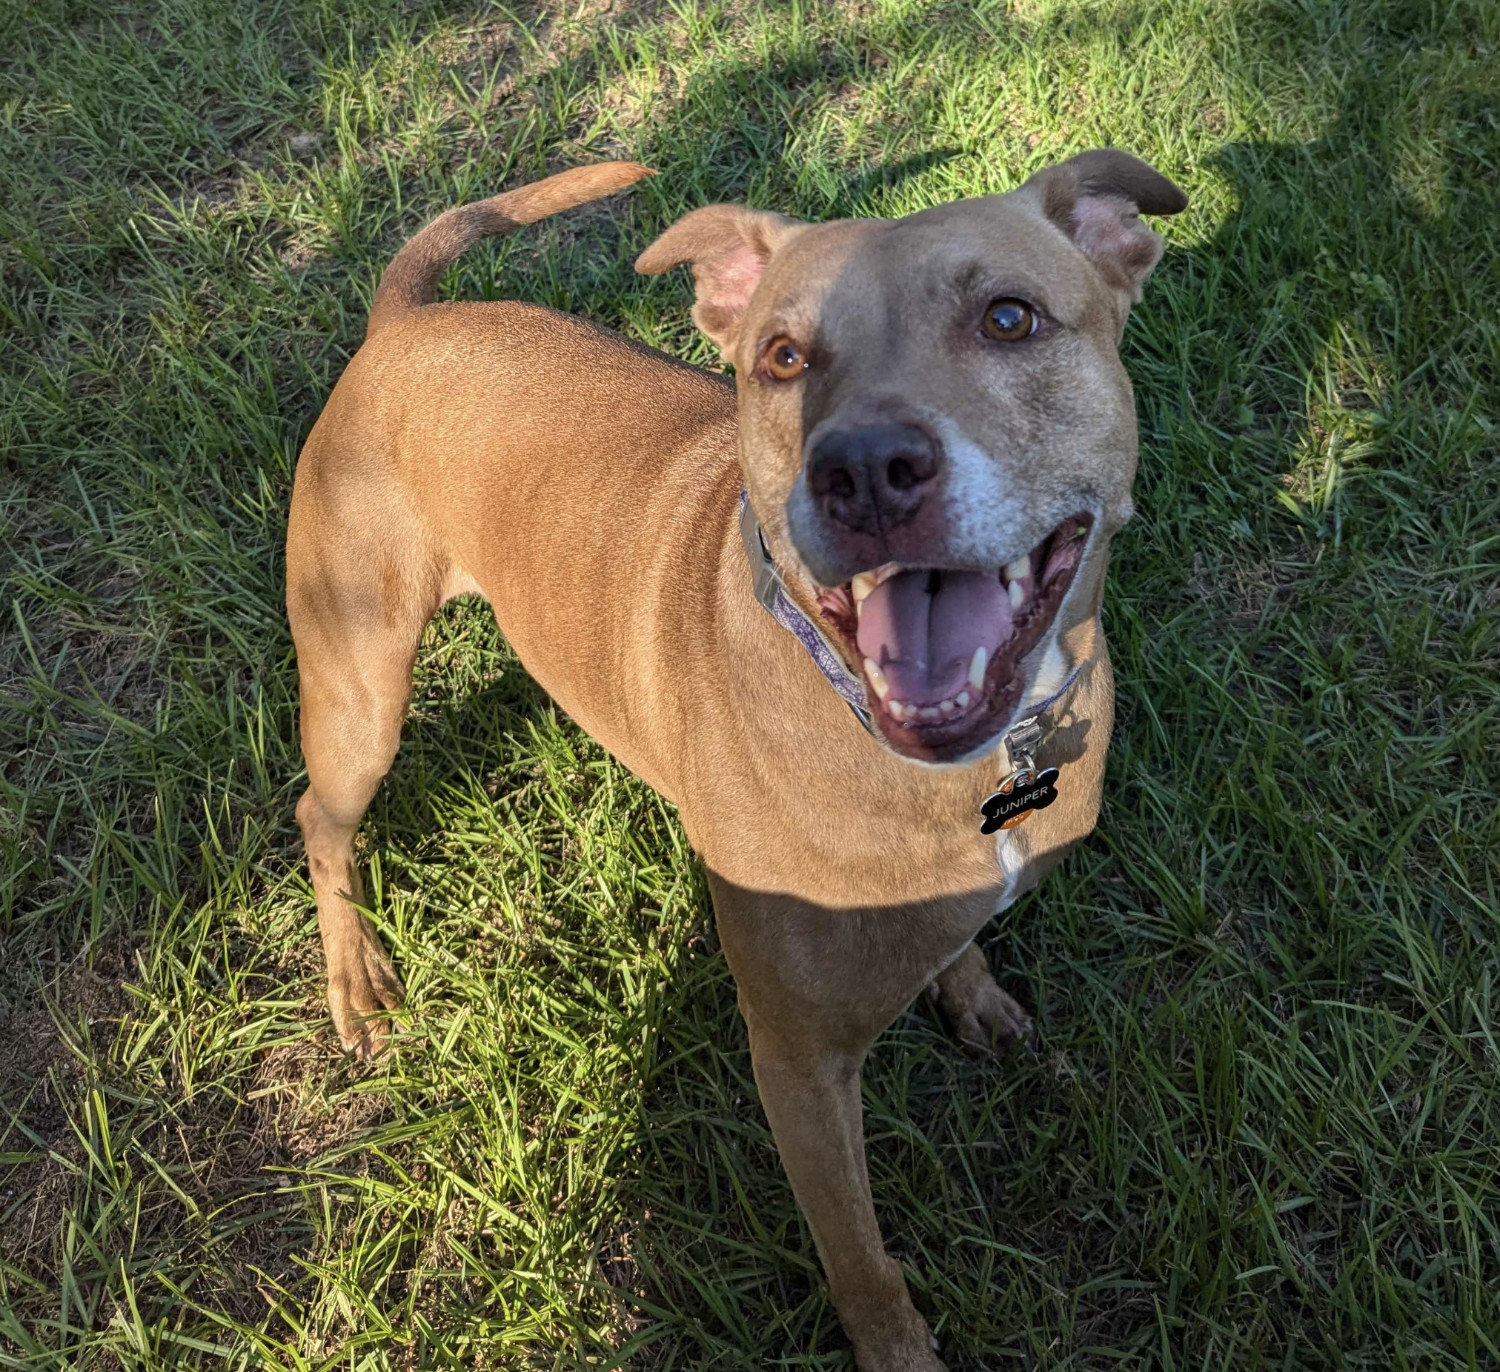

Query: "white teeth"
(968, 645), (988, 690)
(863, 658), (890, 701)
(851, 563), (902, 606)
(888, 696), (969, 722)
(1009, 579), (1026, 611)
(1004, 556), (1030, 582)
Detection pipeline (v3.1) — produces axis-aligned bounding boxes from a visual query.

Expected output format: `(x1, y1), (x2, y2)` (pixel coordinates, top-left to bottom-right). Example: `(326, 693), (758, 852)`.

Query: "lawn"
(2, 0), (1498, 1367)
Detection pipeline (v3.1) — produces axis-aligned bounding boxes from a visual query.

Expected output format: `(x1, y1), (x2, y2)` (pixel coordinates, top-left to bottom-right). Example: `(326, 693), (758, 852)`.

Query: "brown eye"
(982, 298), (1037, 342)
(762, 335), (807, 380)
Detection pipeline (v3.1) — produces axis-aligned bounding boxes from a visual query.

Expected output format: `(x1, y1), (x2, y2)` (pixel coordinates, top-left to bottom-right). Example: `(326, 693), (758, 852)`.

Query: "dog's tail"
(366, 161), (654, 340)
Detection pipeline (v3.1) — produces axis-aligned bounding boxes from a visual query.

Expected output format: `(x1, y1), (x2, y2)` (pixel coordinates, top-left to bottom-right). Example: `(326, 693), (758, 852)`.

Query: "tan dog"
(286, 151), (1186, 1370)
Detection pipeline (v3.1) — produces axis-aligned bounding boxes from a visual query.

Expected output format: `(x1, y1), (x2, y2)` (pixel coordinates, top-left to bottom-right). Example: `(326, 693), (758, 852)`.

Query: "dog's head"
(637, 150), (1186, 764)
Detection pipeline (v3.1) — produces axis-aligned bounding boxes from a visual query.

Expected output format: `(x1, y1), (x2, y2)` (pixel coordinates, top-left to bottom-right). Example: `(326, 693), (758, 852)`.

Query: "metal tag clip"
(979, 714), (1061, 834)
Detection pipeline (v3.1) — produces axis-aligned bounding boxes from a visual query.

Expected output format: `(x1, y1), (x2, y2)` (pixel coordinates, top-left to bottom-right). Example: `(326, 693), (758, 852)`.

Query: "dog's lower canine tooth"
(863, 658), (890, 701)
(956, 690), (971, 708)
(1008, 579), (1026, 611)
(968, 646), (987, 690)
(852, 572), (876, 603)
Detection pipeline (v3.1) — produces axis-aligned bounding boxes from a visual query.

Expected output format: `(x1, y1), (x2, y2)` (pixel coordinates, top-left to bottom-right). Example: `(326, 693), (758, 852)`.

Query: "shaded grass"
(2, 0), (1498, 1367)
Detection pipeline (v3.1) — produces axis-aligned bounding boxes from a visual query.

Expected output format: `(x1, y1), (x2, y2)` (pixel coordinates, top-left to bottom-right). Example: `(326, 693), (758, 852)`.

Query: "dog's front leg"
(744, 1018), (945, 1371)
(710, 873), (949, 1369)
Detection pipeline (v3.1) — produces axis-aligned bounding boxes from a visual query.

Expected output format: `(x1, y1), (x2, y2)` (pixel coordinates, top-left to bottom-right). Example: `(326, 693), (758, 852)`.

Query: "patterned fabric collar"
(737, 490), (874, 728)
(736, 490), (1082, 740)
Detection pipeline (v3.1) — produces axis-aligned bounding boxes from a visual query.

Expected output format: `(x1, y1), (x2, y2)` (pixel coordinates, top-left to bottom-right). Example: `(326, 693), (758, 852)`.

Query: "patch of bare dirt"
(0, 935), (134, 1283)
(247, 1033), (391, 1166)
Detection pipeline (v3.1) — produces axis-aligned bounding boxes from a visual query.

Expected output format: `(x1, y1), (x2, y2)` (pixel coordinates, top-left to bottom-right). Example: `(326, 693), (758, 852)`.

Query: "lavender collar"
(738, 490), (875, 729)
(736, 491), (1082, 745)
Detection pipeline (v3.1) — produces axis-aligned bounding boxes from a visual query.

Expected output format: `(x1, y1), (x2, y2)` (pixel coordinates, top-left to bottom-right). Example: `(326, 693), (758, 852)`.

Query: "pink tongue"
(855, 569), (1013, 704)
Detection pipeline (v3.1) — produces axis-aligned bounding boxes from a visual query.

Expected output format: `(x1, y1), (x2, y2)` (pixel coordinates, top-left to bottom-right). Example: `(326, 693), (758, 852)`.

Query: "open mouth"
(814, 513), (1093, 761)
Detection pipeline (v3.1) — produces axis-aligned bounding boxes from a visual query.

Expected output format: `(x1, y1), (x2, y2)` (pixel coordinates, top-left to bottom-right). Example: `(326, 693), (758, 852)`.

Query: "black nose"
(805, 422), (942, 534)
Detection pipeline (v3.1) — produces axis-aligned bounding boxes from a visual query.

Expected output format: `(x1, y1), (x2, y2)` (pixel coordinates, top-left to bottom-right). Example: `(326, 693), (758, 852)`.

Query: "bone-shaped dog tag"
(979, 766), (1060, 834)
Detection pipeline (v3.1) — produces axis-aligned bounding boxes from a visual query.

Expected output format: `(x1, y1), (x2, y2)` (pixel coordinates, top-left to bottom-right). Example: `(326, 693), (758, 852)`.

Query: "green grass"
(2, 0), (1498, 1366)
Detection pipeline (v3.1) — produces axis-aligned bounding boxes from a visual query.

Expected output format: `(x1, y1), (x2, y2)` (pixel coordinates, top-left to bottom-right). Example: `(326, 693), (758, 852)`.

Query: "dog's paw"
(930, 950), (1036, 1057)
(854, 1334), (948, 1372)
(327, 936), (404, 1060)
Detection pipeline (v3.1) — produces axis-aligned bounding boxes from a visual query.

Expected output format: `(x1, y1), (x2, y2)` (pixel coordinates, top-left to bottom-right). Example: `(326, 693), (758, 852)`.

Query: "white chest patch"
(993, 825), (1023, 910)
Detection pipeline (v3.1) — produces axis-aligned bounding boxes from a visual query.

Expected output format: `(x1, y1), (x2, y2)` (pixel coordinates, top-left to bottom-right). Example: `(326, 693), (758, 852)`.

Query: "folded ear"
(635, 205), (806, 353)
(1022, 149), (1187, 313)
